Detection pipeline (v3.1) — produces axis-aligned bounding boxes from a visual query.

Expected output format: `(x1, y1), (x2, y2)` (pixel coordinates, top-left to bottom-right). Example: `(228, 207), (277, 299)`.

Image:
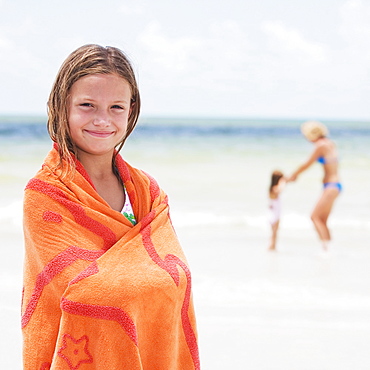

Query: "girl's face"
(68, 73), (132, 160)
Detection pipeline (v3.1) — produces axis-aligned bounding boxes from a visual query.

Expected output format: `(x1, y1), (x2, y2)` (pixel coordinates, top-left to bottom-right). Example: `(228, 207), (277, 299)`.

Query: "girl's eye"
(112, 105), (124, 110)
(80, 103), (92, 107)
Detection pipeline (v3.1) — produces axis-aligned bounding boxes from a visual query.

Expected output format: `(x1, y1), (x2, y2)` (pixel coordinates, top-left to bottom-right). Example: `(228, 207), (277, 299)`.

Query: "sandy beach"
(184, 227), (370, 369)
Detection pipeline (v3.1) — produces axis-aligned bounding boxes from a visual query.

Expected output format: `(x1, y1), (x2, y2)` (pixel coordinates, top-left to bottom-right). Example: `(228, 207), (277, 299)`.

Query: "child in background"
(268, 170), (286, 251)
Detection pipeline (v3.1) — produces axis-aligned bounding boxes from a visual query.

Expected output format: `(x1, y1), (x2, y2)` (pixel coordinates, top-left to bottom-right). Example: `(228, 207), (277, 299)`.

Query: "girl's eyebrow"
(113, 99), (130, 104)
(74, 97), (131, 104)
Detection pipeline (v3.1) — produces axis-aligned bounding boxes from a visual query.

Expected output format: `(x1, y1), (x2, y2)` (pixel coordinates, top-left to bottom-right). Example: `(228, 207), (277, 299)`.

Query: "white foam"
(171, 211), (237, 227)
(172, 209), (370, 231)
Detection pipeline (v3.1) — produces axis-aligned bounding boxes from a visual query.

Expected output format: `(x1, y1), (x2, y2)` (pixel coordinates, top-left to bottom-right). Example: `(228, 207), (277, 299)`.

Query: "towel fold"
(22, 147), (200, 370)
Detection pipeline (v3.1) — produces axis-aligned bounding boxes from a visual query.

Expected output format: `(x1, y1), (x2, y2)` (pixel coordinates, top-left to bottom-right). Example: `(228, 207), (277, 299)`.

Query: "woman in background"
(288, 121), (341, 251)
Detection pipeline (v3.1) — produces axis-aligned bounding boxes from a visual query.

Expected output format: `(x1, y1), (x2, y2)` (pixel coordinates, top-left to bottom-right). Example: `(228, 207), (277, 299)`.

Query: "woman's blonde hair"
(47, 44), (141, 172)
(300, 121), (328, 141)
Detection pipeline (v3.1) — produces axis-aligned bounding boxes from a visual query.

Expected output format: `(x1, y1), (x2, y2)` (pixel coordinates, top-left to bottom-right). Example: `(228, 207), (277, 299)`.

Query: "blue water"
(0, 116), (369, 140)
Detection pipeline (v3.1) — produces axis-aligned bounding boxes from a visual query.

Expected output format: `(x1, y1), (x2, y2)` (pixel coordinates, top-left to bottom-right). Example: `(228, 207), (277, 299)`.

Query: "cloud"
(261, 20), (327, 64)
(203, 20), (251, 69)
(138, 20), (201, 72)
(137, 19), (252, 89)
(136, 19), (255, 115)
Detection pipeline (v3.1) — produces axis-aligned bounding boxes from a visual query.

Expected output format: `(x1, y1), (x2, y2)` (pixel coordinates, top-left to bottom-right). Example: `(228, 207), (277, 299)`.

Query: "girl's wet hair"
(47, 44), (141, 172)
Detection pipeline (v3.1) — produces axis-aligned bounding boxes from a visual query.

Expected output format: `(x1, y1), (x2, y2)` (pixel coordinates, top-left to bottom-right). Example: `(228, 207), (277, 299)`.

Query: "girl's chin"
(75, 147), (116, 158)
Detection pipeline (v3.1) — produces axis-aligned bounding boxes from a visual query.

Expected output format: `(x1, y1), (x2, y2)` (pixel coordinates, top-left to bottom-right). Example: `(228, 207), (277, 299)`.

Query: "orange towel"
(22, 147), (200, 370)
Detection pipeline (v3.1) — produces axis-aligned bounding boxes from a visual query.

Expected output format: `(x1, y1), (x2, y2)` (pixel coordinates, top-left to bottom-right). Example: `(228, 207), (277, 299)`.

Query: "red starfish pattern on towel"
(57, 334), (93, 369)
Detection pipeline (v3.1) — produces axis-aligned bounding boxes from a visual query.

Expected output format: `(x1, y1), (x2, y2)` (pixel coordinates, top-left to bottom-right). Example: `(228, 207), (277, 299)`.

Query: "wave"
(1, 202), (368, 231)
(171, 210), (370, 230)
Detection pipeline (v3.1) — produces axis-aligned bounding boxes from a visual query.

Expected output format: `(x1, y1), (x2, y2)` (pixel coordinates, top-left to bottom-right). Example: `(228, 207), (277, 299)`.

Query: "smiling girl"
(22, 44), (200, 370)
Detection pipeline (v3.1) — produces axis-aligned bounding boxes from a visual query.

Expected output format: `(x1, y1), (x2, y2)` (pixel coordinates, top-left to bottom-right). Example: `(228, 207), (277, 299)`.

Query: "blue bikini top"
(317, 156), (338, 165)
(317, 156), (326, 164)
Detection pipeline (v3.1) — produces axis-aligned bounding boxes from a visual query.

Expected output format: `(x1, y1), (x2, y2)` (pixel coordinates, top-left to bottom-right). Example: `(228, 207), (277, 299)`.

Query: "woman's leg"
(311, 188), (339, 249)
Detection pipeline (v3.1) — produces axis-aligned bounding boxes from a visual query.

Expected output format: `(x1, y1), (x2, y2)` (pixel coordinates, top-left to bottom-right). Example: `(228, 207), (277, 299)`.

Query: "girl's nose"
(93, 111), (111, 126)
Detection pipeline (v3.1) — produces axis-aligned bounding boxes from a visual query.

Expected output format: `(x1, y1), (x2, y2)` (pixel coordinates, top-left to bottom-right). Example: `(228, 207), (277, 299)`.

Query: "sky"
(0, 0), (369, 120)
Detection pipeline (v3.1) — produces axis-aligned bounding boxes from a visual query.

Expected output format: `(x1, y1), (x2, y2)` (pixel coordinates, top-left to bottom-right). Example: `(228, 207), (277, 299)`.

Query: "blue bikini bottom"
(323, 182), (342, 192)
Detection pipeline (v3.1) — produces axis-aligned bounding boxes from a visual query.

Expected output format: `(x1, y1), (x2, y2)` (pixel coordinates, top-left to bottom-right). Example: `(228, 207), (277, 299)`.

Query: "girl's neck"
(76, 151), (125, 211)
(76, 151), (115, 180)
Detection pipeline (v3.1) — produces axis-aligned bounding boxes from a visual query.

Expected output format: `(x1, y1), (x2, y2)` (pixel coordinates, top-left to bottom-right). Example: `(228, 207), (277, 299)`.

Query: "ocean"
(1, 116), (370, 369)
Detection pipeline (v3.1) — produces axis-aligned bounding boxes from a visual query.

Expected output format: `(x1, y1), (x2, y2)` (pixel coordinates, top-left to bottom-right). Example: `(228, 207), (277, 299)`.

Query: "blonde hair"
(47, 44), (141, 173)
(301, 121), (328, 141)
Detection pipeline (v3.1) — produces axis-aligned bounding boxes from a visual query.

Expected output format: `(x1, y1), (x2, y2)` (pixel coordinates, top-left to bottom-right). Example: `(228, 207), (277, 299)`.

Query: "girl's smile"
(84, 129), (115, 138)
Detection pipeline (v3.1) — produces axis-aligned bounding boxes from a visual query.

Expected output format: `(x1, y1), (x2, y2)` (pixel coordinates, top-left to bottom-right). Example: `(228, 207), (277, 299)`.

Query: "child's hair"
(47, 44), (141, 171)
(301, 121), (328, 141)
(269, 170), (284, 194)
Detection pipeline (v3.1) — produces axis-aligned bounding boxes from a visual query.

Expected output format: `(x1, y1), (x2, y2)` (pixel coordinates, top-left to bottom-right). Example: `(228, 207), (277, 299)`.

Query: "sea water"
(1, 116), (370, 369)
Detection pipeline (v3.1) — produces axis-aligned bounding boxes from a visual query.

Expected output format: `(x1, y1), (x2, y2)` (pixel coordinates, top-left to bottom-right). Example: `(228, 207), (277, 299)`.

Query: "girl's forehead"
(74, 73), (128, 84)
(70, 73), (131, 93)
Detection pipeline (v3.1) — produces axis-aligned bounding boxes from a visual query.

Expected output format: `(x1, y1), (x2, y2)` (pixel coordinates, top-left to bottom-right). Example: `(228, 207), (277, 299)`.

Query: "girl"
(288, 121), (341, 251)
(268, 170), (286, 251)
(22, 44), (200, 370)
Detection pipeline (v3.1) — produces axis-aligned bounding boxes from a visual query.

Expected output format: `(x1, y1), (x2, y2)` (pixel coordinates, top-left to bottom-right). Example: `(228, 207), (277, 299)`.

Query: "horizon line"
(0, 113), (368, 123)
